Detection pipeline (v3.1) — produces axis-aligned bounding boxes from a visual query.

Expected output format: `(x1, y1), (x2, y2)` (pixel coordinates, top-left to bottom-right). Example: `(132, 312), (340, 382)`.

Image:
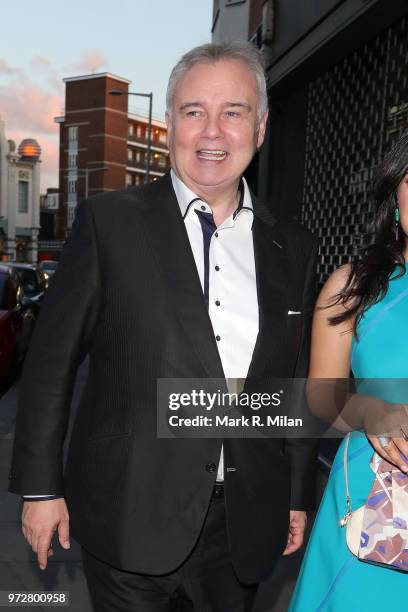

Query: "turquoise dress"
(290, 268), (408, 612)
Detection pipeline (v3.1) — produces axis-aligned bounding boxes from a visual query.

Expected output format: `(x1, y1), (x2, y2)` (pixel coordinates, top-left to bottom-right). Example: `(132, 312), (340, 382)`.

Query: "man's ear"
(256, 111), (269, 149)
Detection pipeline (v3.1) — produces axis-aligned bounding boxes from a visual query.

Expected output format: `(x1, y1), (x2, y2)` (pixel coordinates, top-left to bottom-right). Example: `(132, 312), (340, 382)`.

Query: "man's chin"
(186, 171), (237, 190)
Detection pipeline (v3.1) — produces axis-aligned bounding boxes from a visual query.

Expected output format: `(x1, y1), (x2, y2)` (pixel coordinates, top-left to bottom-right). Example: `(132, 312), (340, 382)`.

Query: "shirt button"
(201, 205), (206, 211)
(215, 335), (221, 342)
(215, 232), (219, 238)
(215, 265), (220, 271)
(206, 463), (217, 473)
(215, 300), (220, 306)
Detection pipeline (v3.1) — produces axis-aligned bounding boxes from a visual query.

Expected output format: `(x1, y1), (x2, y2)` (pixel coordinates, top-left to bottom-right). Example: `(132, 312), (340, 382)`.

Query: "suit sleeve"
(8, 199), (102, 496)
(286, 236), (319, 510)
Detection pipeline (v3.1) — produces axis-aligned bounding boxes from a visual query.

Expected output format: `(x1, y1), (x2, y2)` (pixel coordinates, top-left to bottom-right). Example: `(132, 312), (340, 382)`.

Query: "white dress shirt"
(171, 169), (259, 480)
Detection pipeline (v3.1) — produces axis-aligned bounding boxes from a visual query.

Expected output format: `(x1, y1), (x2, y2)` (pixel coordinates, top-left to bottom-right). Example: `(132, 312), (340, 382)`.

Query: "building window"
(128, 124), (134, 136)
(68, 126), (78, 142)
(18, 181), (29, 213)
(68, 179), (77, 194)
(46, 194), (59, 210)
(159, 131), (167, 143)
(135, 151), (141, 163)
(158, 156), (166, 168)
(126, 173), (133, 186)
(135, 174), (141, 186)
(68, 153), (77, 168)
(127, 148), (133, 161)
(136, 125), (143, 138)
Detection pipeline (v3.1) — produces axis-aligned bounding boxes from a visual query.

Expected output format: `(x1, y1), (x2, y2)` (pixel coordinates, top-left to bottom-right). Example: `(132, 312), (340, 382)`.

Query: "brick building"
(55, 73), (170, 239)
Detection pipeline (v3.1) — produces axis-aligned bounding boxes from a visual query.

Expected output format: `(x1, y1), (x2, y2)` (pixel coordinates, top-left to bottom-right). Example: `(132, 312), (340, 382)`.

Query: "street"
(0, 361), (316, 612)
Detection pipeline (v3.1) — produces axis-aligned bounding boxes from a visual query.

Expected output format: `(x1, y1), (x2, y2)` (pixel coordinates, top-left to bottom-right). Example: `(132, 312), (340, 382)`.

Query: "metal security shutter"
(302, 17), (408, 284)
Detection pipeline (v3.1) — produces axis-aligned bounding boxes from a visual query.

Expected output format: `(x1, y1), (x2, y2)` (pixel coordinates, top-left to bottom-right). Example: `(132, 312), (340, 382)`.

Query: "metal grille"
(302, 17), (408, 284)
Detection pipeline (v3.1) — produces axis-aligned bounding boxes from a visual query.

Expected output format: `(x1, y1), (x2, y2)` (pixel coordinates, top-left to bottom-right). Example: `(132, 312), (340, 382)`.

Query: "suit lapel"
(141, 173), (225, 380)
(247, 196), (290, 378)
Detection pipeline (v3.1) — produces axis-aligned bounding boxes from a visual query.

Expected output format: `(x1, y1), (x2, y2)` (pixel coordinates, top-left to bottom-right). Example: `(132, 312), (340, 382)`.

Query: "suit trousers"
(82, 485), (258, 611)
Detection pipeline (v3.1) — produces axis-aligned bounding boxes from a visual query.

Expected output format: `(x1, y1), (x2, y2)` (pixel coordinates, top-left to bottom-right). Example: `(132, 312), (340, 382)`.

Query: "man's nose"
(201, 115), (223, 139)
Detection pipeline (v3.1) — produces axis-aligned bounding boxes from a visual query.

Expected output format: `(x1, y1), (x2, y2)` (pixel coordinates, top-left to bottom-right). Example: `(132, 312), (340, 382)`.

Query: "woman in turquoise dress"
(290, 132), (408, 611)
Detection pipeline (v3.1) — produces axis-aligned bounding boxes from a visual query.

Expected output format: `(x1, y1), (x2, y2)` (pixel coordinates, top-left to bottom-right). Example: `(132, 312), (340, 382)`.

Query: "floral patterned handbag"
(340, 432), (408, 570)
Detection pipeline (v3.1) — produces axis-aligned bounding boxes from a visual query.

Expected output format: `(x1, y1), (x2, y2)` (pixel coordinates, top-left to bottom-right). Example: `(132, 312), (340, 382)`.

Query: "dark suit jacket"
(9, 172), (318, 583)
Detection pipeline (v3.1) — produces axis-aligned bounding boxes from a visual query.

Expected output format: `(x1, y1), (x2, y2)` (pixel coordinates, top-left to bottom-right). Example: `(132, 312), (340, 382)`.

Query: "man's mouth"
(197, 149), (228, 161)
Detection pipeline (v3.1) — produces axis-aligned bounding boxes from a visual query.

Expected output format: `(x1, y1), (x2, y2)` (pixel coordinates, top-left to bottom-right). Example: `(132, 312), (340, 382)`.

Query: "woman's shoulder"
(318, 264), (352, 307)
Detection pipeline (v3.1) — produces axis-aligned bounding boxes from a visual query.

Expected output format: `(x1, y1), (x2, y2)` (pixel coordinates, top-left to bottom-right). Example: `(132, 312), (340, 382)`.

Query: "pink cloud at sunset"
(64, 50), (108, 74)
(0, 64), (61, 190)
(0, 82), (62, 135)
(0, 50), (108, 191)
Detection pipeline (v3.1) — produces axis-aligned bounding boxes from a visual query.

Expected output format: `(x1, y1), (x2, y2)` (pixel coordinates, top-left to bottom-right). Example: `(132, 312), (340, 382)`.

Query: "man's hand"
(282, 510), (307, 556)
(22, 498), (70, 570)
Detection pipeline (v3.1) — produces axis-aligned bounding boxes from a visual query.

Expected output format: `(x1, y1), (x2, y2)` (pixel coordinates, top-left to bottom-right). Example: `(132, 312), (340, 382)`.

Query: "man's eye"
(186, 111), (202, 118)
(225, 111), (240, 118)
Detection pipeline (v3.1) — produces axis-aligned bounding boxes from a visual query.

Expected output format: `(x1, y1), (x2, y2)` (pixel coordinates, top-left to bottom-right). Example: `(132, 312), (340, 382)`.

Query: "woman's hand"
(364, 402), (408, 471)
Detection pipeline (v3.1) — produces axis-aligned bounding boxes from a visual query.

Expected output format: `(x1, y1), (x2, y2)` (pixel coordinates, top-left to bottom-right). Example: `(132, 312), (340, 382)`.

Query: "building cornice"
(63, 72), (131, 84)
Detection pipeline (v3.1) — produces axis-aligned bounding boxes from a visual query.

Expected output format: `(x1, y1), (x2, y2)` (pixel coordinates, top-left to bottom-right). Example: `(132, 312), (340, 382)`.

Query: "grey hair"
(166, 42), (268, 125)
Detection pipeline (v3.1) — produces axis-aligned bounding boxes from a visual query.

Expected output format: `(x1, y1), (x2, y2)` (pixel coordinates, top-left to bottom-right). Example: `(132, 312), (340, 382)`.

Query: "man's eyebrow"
(178, 101), (252, 111)
(224, 102), (252, 111)
(178, 102), (204, 111)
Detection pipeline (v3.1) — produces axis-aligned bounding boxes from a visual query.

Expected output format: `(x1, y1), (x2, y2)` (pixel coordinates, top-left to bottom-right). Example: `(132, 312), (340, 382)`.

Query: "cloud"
(0, 55), (63, 190)
(30, 55), (62, 92)
(30, 55), (53, 72)
(64, 50), (108, 75)
(0, 58), (22, 76)
(0, 81), (62, 135)
(0, 49), (108, 190)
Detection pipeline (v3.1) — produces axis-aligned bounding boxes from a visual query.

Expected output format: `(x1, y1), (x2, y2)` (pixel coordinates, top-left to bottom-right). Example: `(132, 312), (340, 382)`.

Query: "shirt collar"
(170, 168), (253, 224)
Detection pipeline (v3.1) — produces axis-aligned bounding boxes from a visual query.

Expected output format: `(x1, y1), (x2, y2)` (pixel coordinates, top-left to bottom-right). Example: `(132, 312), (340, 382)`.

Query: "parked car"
(39, 260), (58, 286)
(7, 263), (47, 315)
(0, 264), (36, 381)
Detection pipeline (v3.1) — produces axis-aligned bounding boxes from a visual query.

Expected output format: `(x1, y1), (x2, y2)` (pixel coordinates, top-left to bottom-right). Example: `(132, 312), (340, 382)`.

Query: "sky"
(0, 0), (213, 191)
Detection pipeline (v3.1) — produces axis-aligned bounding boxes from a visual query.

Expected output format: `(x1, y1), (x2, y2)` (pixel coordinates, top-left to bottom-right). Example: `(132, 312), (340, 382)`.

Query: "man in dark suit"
(9, 42), (318, 611)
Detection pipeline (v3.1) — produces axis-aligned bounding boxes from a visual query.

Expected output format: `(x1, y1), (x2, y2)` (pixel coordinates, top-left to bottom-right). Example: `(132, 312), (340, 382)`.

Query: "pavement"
(0, 361), (320, 612)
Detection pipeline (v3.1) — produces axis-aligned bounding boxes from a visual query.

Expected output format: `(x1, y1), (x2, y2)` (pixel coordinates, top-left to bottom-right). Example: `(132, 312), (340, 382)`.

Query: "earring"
(395, 205), (400, 241)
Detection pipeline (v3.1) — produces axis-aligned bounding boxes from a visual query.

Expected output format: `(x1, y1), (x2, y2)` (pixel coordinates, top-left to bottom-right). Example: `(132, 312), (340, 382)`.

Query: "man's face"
(166, 59), (268, 195)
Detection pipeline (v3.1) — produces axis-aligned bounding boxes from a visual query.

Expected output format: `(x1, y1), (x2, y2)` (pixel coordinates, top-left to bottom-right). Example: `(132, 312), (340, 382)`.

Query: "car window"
(17, 269), (39, 295)
(42, 261), (58, 271)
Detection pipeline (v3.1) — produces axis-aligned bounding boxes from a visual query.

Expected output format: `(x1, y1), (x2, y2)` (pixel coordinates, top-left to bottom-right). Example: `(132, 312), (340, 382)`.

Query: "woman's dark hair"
(329, 131), (408, 333)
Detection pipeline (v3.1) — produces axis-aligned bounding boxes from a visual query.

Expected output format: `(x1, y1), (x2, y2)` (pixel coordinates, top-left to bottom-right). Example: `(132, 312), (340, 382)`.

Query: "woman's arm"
(308, 265), (408, 470)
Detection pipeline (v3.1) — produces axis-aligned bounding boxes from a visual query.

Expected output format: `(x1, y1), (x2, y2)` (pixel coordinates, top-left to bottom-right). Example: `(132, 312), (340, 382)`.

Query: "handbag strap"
(340, 432), (353, 526)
